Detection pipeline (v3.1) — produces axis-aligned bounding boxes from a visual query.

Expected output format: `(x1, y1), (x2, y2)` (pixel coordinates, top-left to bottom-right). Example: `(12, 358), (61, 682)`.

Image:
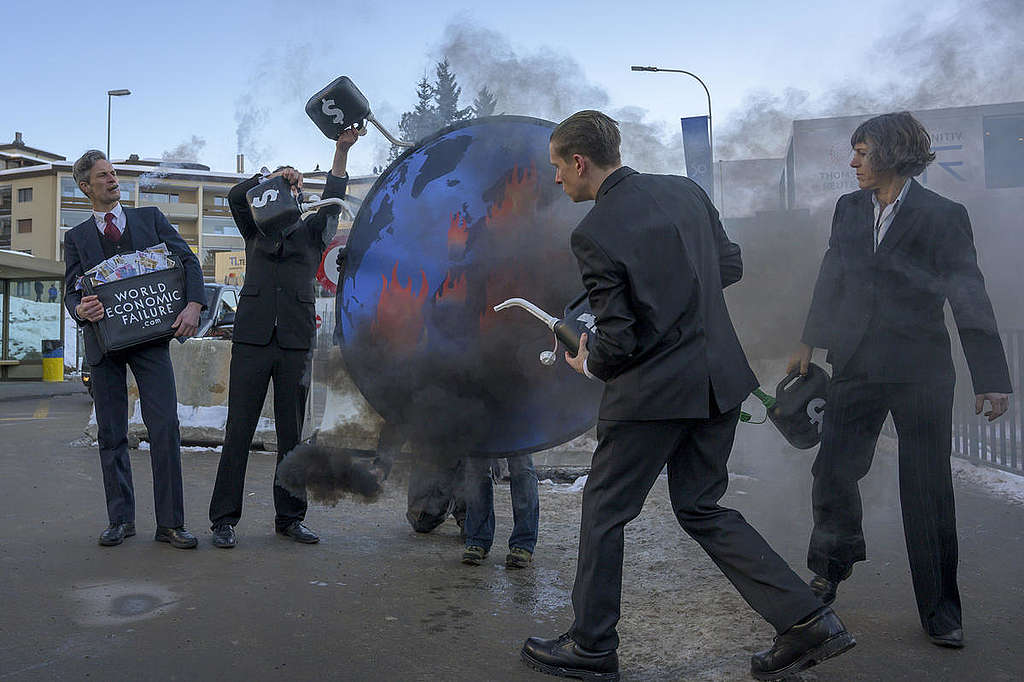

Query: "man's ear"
(573, 153), (587, 177)
(78, 181), (91, 197)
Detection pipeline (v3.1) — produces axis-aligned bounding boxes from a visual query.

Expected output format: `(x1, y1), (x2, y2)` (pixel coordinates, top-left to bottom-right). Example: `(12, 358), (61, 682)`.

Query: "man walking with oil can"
(789, 112), (1012, 648)
(64, 150), (205, 549)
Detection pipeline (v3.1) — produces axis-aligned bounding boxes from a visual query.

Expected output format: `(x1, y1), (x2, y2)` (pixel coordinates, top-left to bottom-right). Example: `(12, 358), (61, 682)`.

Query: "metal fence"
(952, 329), (1023, 474)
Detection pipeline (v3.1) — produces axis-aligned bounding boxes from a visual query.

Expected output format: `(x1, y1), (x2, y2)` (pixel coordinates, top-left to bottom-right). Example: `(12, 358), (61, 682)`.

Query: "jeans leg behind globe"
(507, 454), (539, 553)
(462, 457), (496, 551)
(90, 353), (135, 525)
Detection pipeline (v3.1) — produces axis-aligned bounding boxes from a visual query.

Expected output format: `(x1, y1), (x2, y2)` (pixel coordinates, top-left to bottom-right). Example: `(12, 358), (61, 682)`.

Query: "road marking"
(33, 401), (49, 419)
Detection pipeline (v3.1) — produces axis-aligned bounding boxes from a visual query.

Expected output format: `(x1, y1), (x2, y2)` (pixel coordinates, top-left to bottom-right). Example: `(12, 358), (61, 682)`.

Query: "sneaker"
(462, 545), (488, 565)
(506, 547), (533, 569)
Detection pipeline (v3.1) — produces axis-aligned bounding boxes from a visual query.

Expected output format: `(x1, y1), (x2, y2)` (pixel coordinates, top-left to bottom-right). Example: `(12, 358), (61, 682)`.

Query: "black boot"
(521, 632), (619, 681)
(98, 522), (136, 546)
(750, 608), (855, 681)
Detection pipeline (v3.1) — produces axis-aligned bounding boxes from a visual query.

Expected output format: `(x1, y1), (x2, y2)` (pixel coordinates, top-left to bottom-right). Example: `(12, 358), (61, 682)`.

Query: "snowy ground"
(4, 293), (61, 360)
(951, 456), (1024, 506)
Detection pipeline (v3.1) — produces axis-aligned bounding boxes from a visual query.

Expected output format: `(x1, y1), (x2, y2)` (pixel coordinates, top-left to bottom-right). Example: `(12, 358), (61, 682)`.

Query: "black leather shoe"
(277, 521), (319, 544)
(521, 632), (619, 681)
(750, 607), (856, 681)
(809, 575), (838, 605)
(155, 526), (198, 549)
(929, 628), (964, 648)
(211, 523), (236, 549)
(98, 522), (136, 546)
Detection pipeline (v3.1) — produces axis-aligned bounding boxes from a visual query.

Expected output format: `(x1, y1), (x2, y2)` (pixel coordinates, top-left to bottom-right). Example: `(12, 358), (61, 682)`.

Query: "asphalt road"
(1, 393), (1023, 681)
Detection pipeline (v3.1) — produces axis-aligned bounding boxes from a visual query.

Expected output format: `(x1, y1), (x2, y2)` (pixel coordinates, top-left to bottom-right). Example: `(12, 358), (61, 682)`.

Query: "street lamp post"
(630, 65), (713, 163)
(106, 89), (131, 158)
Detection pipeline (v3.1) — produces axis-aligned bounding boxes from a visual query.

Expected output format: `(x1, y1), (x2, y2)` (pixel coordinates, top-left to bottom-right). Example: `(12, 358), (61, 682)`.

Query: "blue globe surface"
(337, 116), (603, 455)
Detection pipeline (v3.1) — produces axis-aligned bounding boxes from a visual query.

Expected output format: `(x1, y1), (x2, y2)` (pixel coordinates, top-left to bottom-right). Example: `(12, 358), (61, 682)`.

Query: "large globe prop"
(337, 116), (602, 455)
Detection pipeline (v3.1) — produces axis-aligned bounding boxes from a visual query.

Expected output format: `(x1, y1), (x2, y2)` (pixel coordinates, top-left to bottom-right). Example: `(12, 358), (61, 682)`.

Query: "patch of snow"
(5, 293), (62, 360)
(951, 457), (1024, 506)
(541, 474), (588, 493)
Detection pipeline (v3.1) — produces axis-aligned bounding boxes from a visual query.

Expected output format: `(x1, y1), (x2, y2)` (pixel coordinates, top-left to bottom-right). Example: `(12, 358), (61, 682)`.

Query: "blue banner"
(680, 115), (713, 202)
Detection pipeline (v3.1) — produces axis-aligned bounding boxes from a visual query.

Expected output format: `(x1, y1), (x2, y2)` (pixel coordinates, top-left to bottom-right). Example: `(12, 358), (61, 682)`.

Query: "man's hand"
(786, 343), (813, 375)
(565, 332), (589, 375)
(976, 393), (1010, 422)
(270, 166), (303, 195)
(76, 295), (105, 322)
(332, 127), (361, 177)
(337, 126), (362, 150)
(172, 301), (203, 339)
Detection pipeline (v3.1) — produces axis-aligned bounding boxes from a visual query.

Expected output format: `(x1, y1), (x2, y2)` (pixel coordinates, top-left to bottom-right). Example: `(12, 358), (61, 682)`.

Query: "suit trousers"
(570, 406), (822, 651)
(807, 378), (959, 636)
(209, 332), (310, 530)
(90, 341), (184, 528)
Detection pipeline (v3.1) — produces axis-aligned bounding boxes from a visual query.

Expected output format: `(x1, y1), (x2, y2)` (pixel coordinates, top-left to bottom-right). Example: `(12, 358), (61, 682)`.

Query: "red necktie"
(104, 213), (121, 242)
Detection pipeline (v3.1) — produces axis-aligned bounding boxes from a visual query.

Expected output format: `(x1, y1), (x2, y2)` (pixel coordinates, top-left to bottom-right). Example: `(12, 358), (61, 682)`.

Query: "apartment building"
(0, 132), (374, 378)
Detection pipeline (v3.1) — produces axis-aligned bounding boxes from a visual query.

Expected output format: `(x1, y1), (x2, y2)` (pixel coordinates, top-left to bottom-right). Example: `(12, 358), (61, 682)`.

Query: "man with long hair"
(789, 111), (1012, 648)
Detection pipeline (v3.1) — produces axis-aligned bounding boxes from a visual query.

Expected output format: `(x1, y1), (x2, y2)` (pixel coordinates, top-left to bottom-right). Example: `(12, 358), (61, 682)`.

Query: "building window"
(983, 113), (1024, 189)
(17, 188), (32, 202)
(119, 181), (135, 202)
(0, 216), (10, 248)
(0, 186), (10, 210)
(17, 219), (31, 234)
(212, 195), (229, 207)
(202, 215), (241, 237)
(61, 209), (93, 228)
(141, 191), (180, 203)
(61, 177), (88, 199)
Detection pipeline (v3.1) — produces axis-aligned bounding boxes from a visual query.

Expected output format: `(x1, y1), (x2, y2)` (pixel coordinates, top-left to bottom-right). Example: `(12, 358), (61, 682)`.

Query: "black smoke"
(277, 443), (383, 505)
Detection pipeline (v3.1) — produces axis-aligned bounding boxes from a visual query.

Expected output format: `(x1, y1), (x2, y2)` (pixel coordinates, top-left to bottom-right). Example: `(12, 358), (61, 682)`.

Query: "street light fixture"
(106, 89), (131, 159)
(630, 65), (713, 162)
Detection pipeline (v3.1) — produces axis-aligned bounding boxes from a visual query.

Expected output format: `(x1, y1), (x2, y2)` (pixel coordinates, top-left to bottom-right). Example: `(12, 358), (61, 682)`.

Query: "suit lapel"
(76, 217), (106, 268)
(850, 190), (875, 256)
(876, 179), (922, 254)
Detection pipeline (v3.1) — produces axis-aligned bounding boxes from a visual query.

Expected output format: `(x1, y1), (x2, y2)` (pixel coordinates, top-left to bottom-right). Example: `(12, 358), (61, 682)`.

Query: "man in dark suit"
(207, 129), (359, 548)
(521, 111), (854, 682)
(64, 150), (205, 549)
(789, 111), (1012, 648)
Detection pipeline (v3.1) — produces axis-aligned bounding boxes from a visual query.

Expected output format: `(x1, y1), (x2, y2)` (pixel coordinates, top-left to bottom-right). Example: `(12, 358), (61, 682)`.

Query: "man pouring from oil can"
(208, 128), (360, 548)
(64, 150), (205, 549)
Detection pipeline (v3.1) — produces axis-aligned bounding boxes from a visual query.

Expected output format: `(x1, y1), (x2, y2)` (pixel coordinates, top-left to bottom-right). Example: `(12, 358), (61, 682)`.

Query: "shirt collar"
(92, 202), (124, 224)
(871, 177), (911, 213)
(595, 166), (636, 203)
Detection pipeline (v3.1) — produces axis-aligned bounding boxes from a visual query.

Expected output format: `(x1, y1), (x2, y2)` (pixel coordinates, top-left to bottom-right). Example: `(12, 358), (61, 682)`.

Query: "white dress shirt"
(92, 202), (126, 238)
(871, 178), (911, 251)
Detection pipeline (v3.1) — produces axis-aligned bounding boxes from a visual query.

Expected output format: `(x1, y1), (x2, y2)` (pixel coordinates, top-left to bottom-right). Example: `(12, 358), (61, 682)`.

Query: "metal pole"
(106, 94), (112, 158)
(630, 65), (714, 165)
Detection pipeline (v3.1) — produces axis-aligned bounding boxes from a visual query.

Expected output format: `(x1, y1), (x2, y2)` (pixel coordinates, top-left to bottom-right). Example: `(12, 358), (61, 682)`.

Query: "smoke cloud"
(161, 135), (207, 163)
(277, 443), (383, 505)
(436, 22), (683, 174)
(716, 0), (1024, 160)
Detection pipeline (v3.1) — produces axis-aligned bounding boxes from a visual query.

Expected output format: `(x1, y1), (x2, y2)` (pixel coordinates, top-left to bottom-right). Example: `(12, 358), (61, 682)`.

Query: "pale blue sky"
(2, 0), (970, 175)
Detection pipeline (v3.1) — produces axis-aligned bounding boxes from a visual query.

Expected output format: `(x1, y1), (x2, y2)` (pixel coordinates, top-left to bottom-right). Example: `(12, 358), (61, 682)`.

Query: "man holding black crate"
(207, 128), (359, 548)
(64, 150), (205, 549)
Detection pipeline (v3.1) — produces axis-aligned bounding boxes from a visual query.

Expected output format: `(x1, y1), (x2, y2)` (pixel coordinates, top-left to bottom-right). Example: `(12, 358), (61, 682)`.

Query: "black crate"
(83, 258), (187, 354)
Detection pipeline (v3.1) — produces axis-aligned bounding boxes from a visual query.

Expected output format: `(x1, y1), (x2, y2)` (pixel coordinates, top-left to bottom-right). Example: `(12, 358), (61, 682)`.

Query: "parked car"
(80, 283), (240, 397)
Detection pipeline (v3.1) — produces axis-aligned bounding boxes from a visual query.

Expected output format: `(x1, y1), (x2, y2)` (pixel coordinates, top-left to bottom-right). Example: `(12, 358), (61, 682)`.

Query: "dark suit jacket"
(802, 179), (1012, 393)
(571, 167), (758, 420)
(229, 172), (347, 349)
(64, 206), (205, 365)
